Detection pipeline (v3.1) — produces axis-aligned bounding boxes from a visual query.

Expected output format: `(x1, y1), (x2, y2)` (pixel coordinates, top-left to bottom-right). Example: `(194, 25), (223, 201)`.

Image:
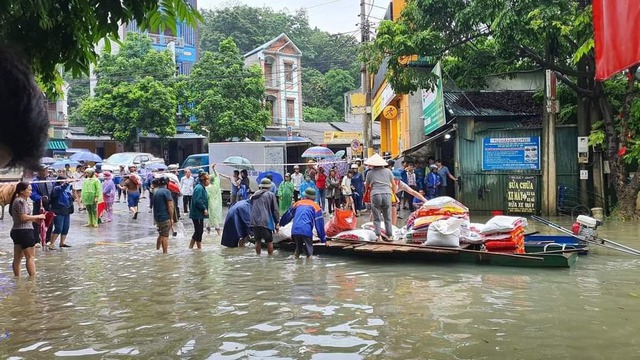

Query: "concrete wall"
(485, 71), (544, 91)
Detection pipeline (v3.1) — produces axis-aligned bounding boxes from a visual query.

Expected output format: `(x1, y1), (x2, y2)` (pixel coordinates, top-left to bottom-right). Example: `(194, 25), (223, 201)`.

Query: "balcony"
(48, 110), (68, 127)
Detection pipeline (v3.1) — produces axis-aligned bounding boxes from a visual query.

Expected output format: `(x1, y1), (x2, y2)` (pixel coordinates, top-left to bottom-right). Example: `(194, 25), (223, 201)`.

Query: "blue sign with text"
(482, 137), (540, 171)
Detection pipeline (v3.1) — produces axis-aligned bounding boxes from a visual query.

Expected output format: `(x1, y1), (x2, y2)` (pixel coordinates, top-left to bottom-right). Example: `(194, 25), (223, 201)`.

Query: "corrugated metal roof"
(140, 132), (206, 139)
(444, 91), (541, 117)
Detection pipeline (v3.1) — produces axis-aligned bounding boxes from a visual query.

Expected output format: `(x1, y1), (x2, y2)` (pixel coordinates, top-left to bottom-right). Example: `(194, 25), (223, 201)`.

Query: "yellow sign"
(323, 131), (364, 144)
(382, 105), (398, 119)
(371, 81), (396, 120)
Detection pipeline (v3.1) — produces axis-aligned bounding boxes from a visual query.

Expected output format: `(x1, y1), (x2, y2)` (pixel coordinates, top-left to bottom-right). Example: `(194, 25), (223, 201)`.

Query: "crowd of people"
(8, 153), (457, 276)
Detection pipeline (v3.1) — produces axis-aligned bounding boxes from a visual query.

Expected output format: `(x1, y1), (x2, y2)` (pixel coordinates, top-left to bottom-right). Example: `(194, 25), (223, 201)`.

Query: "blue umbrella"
(301, 146), (335, 159)
(257, 171), (283, 187)
(70, 152), (102, 163)
(50, 159), (80, 170)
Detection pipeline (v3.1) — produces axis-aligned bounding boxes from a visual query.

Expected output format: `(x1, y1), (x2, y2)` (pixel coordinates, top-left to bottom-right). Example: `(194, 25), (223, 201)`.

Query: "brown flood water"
(1, 206), (640, 359)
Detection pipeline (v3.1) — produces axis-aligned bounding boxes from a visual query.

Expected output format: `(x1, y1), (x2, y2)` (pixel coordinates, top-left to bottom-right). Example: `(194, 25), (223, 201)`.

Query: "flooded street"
(1, 202), (640, 359)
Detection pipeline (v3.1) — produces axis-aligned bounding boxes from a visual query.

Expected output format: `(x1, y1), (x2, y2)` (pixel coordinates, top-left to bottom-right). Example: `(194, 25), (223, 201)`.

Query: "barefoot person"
(220, 199), (252, 248)
(152, 176), (174, 254)
(250, 179), (279, 255)
(119, 165), (141, 219)
(279, 188), (326, 259)
(189, 172), (209, 249)
(9, 182), (45, 277)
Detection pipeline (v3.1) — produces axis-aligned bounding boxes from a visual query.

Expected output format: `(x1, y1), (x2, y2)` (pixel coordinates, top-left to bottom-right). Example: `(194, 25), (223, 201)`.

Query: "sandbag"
(273, 223), (293, 243)
(325, 209), (357, 237)
(421, 196), (469, 213)
(361, 222), (400, 237)
(412, 215), (450, 230)
(333, 229), (377, 242)
(481, 216), (527, 234)
(403, 229), (429, 244)
(424, 218), (464, 247)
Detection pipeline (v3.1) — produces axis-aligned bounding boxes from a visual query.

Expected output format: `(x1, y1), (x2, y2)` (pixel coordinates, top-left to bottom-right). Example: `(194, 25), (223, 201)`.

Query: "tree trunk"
(597, 76), (640, 219)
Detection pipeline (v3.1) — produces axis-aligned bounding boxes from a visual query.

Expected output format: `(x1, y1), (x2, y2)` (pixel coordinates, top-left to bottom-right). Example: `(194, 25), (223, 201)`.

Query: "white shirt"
(341, 176), (352, 195)
(180, 176), (194, 196)
(291, 172), (303, 191)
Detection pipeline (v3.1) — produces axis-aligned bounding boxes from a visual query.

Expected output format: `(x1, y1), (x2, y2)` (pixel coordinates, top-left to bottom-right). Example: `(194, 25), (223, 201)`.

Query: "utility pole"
(543, 69), (558, 216)
(360, 0), (372, 157)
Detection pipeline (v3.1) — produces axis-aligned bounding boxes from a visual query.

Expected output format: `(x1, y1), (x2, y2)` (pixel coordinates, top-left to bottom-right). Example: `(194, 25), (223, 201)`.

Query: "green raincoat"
(82, 177), (102, 205)
(206, 171), (223, 227)
(277, 180), (294, 213)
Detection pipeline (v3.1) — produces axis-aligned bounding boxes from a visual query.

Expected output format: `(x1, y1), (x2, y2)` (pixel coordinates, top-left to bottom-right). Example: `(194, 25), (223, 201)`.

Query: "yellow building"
(370, 0), (415, 158)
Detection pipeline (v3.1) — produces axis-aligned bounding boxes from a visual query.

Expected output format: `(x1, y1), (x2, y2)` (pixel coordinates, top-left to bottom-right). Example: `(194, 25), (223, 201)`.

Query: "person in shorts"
(279, 188), (326, 259)
(152, 176), (174, 254)
(10, 181), (45, 277)
(250, 179), (279, 255)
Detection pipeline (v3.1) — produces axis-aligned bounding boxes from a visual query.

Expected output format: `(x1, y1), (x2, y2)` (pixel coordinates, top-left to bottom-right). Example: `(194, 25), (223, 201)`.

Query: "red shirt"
(315, 173), (327, 189)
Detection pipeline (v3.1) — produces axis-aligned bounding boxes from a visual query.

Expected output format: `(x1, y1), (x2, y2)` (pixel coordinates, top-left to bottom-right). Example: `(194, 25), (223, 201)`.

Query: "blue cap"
(392, 170), (402, 179)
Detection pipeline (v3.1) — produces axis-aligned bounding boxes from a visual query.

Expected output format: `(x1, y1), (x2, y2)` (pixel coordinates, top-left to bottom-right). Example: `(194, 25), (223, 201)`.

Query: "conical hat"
(364, 153), (388, 167)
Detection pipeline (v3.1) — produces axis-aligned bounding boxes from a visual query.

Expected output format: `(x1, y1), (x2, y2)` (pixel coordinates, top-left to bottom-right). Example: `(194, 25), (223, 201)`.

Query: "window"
(286, 99), (295, 119)
(284, 62), (293, 83)
(264, 62), (273, 86)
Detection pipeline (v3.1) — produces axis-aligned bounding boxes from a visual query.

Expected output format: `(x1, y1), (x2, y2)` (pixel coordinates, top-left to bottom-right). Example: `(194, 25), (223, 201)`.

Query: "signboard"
(506, 175), (538, 214)
(422, 61), (446, 135)
(372, 82), (396, 120)
(578, 136), (589, 163)
(482, 137), (541, 171)
(351, 139), (361, 150)
(323, 131), (363, 144)
(382, 105), (398, 119)
(580, 170), (589, 180)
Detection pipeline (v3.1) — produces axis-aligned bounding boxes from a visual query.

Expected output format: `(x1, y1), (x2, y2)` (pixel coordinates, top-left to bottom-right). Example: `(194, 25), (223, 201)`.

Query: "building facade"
(125, 0), (198, 75)
(244, 33), (303, 128)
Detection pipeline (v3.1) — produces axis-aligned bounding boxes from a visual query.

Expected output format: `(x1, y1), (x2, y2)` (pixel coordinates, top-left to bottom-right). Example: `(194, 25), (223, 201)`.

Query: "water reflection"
(1, 220), (640, 358)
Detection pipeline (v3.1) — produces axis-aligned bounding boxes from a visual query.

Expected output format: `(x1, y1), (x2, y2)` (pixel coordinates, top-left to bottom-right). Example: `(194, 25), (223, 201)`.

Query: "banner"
(482, 137), (540, 171)
(422, 62), (446, 135)
(323, 131), (363, 144)
(594, 0), (640, 80)
(506, 175), (537, 214)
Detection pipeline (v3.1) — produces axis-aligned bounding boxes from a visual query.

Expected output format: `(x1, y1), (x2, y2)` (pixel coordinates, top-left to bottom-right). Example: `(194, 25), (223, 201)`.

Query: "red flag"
(594, 0), (640, 80)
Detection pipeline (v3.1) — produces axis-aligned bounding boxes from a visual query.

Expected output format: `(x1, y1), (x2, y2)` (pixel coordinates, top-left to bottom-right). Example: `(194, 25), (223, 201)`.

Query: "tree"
(303, 107), (341, 123)
(325, 69), (356, 114)
(74, 33), (177, 148)
(189, 38), (270, 142)
(65, 72), (90, 123)
(364, 0), (640, 218)
(0, 0), (201, 95)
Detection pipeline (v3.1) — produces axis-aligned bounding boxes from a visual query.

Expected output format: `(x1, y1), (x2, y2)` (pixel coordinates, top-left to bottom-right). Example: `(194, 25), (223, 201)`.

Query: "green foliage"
(74, 33), (177, 147)
(65, 72), (90, 123)
(303, 107), (341, 123)
(199, 5), (358, 120)
(0, 0), (201, 96)
(188, 38), (270, 141)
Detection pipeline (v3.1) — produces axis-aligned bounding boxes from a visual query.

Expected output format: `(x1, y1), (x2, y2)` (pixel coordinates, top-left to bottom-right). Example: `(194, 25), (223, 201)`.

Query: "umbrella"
(301, 146), (335, 159)
(70, 152), (102, 163)
(146, 163), (168, 171)
(257, 171), (283, 187)
(49, 159), (80, 170)
(223, 156), (255, 171)
(40, 157), (56, 164)
(334, 150), (346, 159)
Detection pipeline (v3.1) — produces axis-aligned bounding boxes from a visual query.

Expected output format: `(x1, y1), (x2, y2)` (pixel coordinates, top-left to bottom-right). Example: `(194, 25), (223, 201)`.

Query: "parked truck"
(208, 141), (310, 197)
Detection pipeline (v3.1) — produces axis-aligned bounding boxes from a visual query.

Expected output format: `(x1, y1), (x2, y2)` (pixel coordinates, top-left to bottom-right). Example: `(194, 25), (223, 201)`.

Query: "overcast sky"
(198, 0), (388, 36)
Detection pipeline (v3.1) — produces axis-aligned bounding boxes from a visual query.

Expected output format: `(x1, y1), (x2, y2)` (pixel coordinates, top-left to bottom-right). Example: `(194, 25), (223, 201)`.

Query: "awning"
(399, 126), (453, 157)
(47, 140), (68, 150)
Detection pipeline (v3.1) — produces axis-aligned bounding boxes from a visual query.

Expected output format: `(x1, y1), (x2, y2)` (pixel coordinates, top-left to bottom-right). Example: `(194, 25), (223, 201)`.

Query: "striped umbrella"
(301, 146), (335, 159)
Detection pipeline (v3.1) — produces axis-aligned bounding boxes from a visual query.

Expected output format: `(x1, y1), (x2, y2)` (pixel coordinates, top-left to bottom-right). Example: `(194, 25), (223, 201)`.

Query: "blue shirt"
(437, 166), (451, 187)
(153, 187), (173, 222)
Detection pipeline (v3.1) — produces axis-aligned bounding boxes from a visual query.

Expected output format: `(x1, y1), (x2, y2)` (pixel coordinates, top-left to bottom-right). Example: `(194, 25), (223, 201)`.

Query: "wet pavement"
(1, 199), (640, 359)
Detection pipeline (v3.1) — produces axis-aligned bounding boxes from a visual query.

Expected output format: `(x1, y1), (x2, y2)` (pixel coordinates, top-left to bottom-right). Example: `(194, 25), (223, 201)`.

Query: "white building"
(244, 33), (303, 128)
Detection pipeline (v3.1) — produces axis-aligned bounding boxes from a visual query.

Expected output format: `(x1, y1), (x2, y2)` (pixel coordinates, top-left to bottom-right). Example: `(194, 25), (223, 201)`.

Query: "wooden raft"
(316, 240), (461, 255)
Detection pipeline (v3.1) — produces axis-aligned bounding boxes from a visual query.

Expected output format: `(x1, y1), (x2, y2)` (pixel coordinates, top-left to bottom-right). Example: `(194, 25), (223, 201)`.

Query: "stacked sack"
(325, 208), (357, 237)
(480, 216), (527, 254)
(403, 197), (469, 244)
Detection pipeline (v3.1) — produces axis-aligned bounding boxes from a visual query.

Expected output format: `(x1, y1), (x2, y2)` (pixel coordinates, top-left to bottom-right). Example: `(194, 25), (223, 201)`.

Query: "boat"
(524, 234), (589, 255)
(271, 239), (578, 268)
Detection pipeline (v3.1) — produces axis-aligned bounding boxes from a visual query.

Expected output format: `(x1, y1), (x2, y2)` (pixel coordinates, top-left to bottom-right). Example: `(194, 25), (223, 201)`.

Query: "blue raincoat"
(220, 200), (253, 247)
